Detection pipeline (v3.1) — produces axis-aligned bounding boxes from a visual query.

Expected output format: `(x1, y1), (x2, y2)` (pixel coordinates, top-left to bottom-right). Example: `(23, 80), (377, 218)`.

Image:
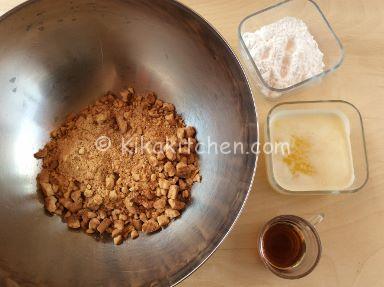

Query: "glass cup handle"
(307, 213), (325, 227)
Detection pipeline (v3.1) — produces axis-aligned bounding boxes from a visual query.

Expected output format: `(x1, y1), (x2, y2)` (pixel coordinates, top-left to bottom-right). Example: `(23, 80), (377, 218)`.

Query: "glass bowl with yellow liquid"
(265, 100), (368, 195)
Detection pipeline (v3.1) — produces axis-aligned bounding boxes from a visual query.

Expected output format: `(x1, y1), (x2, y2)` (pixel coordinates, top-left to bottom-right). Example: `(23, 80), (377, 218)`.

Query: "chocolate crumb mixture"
(34, 88), (201, 244)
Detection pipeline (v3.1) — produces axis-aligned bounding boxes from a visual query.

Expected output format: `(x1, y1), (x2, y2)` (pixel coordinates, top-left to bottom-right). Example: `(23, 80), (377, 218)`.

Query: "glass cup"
(258, 214), (324, 279)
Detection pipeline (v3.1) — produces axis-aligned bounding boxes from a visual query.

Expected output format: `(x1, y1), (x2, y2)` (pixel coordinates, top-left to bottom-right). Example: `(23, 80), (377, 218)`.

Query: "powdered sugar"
(243, 16), (324, 91)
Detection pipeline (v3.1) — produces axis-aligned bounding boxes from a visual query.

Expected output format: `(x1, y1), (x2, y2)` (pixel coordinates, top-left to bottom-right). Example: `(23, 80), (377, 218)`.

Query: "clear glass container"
(258, 214), (323, 279)
(265, 100), (369, 195)
(238, 0), (344, 100)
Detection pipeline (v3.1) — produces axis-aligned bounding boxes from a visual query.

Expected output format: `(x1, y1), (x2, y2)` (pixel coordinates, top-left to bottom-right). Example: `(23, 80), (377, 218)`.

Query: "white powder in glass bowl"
(242, 16), (324, 91)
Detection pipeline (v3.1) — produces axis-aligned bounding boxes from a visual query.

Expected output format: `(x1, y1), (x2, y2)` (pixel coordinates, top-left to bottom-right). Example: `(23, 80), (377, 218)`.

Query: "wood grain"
(1, 0), (383, 286)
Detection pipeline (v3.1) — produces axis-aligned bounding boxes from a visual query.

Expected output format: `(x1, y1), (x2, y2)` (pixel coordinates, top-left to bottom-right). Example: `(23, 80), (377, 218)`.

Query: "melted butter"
(270, 109), (355, 192)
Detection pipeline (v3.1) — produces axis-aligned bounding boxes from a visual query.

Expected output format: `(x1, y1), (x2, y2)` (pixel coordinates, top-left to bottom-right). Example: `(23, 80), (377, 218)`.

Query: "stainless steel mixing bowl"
(0, 0), (258, 286)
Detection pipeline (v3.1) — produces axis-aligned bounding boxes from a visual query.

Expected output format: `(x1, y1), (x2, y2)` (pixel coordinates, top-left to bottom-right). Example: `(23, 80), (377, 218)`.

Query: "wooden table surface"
(1, 0), (383, 286)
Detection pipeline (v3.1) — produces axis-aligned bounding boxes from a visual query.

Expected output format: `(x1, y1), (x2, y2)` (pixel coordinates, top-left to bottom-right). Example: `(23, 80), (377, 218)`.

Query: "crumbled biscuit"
(130, 230), (139, 239)
(35, 89), (200, 245)
(157, 215), (170, 227)
(176, 128), (185, 140)
(168, 199), (186, 210)
(113, 235), (123, 245)
(164, 161), (175, 177)
(142, 219), (160, 233)
(185, 126), (196, 138)
(153, 197), (166, 210)
(97, 218), (112, 234)
(165, 209), (180, 219)
(176, 162), (190, 177)
(168, 185), (179, 199)
(89, 218), (100, 230)
(158, 178), (171, 190)
(45, 196), (57, 213)
(67, 216), (81, 229)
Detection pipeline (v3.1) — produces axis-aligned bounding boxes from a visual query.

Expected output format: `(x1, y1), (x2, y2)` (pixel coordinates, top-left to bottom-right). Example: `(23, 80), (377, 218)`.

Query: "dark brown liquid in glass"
(262, 222), (305, 269)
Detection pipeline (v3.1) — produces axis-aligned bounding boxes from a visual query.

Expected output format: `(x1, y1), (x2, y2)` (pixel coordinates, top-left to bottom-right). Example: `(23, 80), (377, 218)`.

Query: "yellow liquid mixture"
(270, 110), (355, 192)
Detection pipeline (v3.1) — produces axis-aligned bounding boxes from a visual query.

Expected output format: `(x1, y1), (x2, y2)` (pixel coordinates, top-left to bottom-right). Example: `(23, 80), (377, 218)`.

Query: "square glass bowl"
(265, 100), (369, 195)
(238, 0), (344, 100)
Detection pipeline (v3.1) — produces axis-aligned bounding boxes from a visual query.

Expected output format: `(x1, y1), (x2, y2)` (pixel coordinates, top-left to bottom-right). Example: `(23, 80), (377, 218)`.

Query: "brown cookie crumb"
(34, 89), (200, 244)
